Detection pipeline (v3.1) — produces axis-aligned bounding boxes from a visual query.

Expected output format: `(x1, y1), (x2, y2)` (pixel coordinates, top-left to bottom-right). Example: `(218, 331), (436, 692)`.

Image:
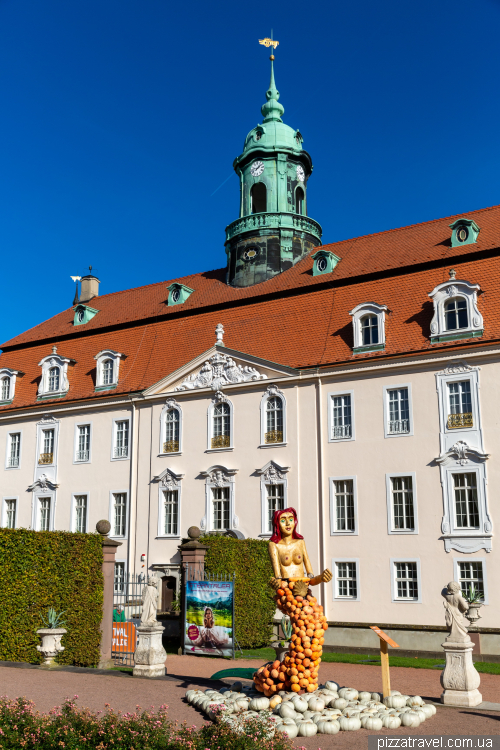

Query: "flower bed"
(0, 695), (293, 750)
(186, 679), (438, 738)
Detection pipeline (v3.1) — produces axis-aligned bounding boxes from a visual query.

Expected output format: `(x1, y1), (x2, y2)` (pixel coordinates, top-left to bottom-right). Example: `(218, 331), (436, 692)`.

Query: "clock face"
(296, 165), (305, 182)
(250, 160), (264, 177)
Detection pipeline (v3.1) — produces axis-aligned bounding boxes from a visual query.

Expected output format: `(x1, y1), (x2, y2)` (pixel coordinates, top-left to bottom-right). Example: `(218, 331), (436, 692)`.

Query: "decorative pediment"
(152, 467), (184, 489)
(27, 474), (59, 493)
(201, 465), (238, 486)
(436, 440), (489, 466)
(437, 360), (477, 376)
(256, 460), (290, 484)
(175, 351), (267, 392)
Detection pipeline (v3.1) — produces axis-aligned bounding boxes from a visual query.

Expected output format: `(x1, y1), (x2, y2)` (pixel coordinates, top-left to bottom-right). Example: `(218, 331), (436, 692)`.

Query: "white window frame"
(109, 490), (129, 539)
(383, 383), (413, 438)
(32, 491), (56, 531)
(329, 475), (358, 535)
(5, 429), (22, 470)
(200, 465), (238, 532)
(70, 492), (89, 533)
(385, 472), (418, 535)
(37, 353), (71, 397)
(0, 368), (19, 403)
(2, 496), (18, 528)
(94, 350), (124, 389)
(206, 391), (234, 452)
(453, 557), (489, 605)
(429, 278), (483, 342)
(332, 558), (360, 601)
(349, 302), (388, 353)
(35, 416), (59, 469)
(435, 363), (483, 455)
(113, 559), (127, 594)
(328, 390), (355, 443)
(390, 558), (422, 603)
(155, 468), (183, 539)
(73, 421), (92, 464)
(111, 417), (130, 461)
(260, 385), (287, 447)
(257, 461), (290, 536)
(159, 398), (182, 456)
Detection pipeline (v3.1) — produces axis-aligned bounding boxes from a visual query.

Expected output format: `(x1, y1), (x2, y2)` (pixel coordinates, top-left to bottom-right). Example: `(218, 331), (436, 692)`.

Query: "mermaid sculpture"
(254, 508), (332, 695)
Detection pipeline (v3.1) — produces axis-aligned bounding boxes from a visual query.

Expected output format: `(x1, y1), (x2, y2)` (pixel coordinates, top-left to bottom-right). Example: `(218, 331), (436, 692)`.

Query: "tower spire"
(259, 35), (284, 122)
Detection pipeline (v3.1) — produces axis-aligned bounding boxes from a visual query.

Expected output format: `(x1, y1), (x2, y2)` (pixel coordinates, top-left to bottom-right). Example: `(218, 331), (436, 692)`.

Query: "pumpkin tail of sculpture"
(253, 580), (328, 695)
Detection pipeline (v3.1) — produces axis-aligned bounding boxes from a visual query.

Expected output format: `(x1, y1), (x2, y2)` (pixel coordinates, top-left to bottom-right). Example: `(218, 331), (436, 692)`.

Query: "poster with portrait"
(184, 580), (234, 658)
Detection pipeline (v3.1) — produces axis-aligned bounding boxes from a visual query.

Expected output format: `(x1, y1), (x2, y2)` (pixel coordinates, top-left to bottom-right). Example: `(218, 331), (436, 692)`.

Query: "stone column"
(96, 520), (122, 669)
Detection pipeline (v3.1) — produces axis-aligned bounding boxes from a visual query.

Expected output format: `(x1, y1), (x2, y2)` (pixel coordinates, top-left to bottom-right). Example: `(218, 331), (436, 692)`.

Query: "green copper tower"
(225, 55), (322, 287)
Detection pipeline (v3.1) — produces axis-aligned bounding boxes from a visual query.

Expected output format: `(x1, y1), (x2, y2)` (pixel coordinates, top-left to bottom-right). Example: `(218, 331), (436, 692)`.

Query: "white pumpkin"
(371, 692), (382, 701)
(317, 719), (340, 734)
(339, 716), (361, 731)
(384, 695), (407, 709)
(333, 698), (348, 709)
(325, 680), (340, 692)
(382, 715), (402, 729)
(279, 702), (297, 719)
(339, 688), (359, 701)
(297, 720), (318, 737)
(390, 690), (402, 695)
(233, 698), (250, 711)
(412, 709), (426, 723)
(358, 691), (372, 703)
(276, 722), (299, 739)
(342, 708), (361, 718)
(291, 697), (308, 713)
(364, 717), (383, 730)
(420, 704), (437, 718)
(406, 695), (424, 707)
(401, 711), (421, 728)
(204, 689), (218, 697)
(307, 697), (325, 712)
(302, 710), (315, 720)
(269, 695), (282, 710)
(249, 696), (270, 711)
(324, 695), (340, 706)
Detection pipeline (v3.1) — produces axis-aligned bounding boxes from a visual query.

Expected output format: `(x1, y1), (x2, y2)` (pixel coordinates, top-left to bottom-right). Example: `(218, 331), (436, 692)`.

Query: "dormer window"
(429, 270), (483, 343)
(449, 218), (480, 248)
(37, 350), (71, 399)
(311, 250), (341, 277)
(73, 303), (99, 326)
(166, 283), (194, 306)
(349, 303), (388, 354)
(94, 350), (124, 391)
(0, 368), (20, 404)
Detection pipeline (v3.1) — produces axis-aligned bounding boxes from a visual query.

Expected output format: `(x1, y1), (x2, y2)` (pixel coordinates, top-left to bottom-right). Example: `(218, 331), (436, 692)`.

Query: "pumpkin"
(269, 695), (282, 709)
(390, 690), (402, 695)
(401, 711), (421, 728)
(364, 717), (383, 730)
(233, 698), (250, 711)
(302, 710), (315, 720)
(231, 681), (243, 692)
(406, 695), (424, 707)
(420, 704), (437, 718)
(249, 696), (270, 711)
(371, 692), (382, 701)
(276, 722), (298, 739)
(291, 697), (308, 713)
(413, 709), (427, 723)
(358, 691), (372, 703)
(317, 719), (340, 734)
(297, 720), (318, 737)
(279, 702), (297, 719)
(339, 687), (359, 701)
(384, 695), (407, 709)
(382, 715), (402, 729)
(342, 708), (361, 718)
(307, 697), (325, 712)
(339, 716), (361, 731)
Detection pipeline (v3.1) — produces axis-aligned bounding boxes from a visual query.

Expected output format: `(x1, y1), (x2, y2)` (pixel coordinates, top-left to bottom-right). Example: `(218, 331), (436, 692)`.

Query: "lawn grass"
(235, 648), (500, 675)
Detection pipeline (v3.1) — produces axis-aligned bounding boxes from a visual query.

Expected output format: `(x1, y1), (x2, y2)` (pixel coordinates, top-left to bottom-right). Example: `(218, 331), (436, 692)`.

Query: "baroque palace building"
(1, 58), (499, 657)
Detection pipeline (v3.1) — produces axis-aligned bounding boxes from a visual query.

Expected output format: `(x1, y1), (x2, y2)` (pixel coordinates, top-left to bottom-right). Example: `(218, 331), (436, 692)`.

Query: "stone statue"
(140, 574), (159, 625)
(442, 581), (470, 643)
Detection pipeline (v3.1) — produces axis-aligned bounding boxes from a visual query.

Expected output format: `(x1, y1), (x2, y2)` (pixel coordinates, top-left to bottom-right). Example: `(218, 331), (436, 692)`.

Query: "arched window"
(1, 377), (10, 401)
(102, 359), (114, 385)
(265, 396), (283, 443)
(251, 183), (267, 214)
(361, 315), (379, 346)
(164, 409), (180, 453)
(445, 298), (469, 331)
(295, 187), (304, 215)
(48, 367), (60, 392)
(212, 402), (230, 449)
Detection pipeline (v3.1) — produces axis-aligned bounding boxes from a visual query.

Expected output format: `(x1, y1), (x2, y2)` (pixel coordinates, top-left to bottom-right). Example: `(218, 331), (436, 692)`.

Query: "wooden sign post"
(370, 626), (399, 698)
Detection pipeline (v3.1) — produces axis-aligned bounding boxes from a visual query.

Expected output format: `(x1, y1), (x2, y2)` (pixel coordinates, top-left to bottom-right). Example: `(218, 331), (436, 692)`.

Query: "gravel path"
(0, 656), (498, 750)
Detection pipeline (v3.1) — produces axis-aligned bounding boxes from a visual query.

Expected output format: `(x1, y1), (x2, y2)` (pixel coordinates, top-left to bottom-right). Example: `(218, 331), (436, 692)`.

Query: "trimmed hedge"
(200, 535), (275, 649)
(0, 528), (103, 666)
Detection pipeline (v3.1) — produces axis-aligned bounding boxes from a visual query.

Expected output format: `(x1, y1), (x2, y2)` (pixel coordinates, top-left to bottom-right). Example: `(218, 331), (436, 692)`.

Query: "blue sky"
(1, 0), (500, 343)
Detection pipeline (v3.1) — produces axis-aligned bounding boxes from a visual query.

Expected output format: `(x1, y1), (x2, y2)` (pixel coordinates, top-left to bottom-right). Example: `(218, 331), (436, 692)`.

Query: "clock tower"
(225, 55), (322, 287)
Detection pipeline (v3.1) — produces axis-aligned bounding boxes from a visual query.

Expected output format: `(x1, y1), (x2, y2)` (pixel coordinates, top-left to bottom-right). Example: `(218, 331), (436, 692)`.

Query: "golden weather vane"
(259, 37), (279, 50)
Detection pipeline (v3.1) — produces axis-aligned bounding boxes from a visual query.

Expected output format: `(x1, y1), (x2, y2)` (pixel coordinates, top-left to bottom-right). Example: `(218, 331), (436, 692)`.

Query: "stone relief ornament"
(28, 474), (59, 493)
(165, 397), (177, 410)
(447, 285), (458, 297)
(212, 389), (229, 405)
(264, 464), (285, 484)
(209, 470), (230, 487)
(175, 352), (267, 391)
(451, 440), (470, 465)
(266, 383), (284, 399)
(161, 470), (179, 490)
(442, 361), (475, 375)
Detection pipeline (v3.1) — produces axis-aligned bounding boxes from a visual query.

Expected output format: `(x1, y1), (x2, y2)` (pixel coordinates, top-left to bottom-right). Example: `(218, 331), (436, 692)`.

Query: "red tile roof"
(1, 204), (500, 412)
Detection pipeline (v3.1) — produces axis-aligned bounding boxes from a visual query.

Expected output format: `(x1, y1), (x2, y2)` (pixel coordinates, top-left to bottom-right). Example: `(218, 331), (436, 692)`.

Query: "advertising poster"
(112, 621), (136, 653)
(184, 580), (234, 657)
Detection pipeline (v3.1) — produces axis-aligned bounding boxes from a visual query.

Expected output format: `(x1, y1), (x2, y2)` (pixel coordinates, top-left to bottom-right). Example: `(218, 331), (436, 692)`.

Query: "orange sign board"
(112, 622), (136, 653)
(370, 625), (399, 649)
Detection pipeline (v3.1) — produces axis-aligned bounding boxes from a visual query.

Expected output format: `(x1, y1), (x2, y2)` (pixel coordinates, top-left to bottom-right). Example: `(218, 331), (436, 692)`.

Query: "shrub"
(200, 535), (275, 649)
(0, 528), (103, 667)
(0, 696), (293, 750)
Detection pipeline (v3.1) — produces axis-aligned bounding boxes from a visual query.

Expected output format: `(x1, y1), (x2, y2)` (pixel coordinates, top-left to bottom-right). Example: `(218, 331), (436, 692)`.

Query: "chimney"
(80, 267), (100, 303)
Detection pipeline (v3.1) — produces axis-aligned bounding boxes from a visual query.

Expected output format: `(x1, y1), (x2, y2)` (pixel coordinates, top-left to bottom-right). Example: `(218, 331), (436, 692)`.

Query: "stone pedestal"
(440, 640), (482, 706)
(96, 521), (122, 669)
(133, 624), (167, 678)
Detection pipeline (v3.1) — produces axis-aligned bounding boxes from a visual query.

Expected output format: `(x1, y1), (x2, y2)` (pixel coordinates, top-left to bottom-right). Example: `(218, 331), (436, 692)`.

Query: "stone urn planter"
(37, 628), (66, 668)
(272, 641), (290, 663)
(466, 603), (483, 626)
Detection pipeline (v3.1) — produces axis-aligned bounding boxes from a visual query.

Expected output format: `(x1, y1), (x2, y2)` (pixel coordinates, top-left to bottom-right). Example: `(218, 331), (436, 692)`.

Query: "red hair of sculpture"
(270, 507), (304, 543)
